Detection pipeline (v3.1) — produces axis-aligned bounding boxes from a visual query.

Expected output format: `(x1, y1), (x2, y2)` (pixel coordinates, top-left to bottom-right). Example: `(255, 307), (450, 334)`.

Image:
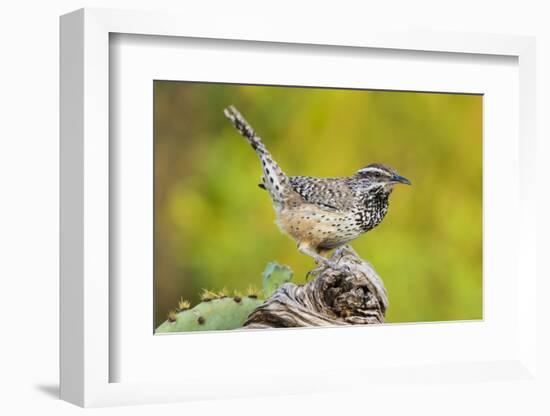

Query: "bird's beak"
(391, 174), (412, 185)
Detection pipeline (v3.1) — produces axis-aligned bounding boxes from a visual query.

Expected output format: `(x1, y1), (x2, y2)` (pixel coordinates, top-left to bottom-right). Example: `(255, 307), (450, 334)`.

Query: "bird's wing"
(288, 176), (355, 212)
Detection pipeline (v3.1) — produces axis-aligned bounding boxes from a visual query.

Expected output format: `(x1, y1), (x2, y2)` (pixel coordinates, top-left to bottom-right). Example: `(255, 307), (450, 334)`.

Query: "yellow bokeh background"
(154, 81), (482, 328)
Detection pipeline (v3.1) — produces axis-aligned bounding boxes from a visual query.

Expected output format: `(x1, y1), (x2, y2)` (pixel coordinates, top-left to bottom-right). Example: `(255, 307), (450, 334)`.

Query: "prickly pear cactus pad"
(155, 262), (294, 333)
(156, 295), (264, 333)
(262, 262), (293, 297)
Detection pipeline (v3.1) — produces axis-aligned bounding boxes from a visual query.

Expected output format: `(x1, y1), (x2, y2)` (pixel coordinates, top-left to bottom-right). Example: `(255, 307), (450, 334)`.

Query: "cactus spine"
(155, 262), (293, 333)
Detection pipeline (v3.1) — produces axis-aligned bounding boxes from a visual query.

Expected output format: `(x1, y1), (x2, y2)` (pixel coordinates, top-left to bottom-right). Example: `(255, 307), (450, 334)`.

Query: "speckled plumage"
(285, 176), (390, 248)
(224, 106), (411, 269)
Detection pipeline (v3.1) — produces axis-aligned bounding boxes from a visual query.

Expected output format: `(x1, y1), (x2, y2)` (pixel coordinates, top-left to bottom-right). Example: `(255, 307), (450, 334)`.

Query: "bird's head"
(355, 163), (411, 194)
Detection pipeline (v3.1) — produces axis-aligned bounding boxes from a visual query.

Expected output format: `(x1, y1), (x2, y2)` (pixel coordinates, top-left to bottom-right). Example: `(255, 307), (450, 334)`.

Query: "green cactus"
(262, 262), (293, 297)
(156, 295), (264, 333)
(155, 262), (294, 334)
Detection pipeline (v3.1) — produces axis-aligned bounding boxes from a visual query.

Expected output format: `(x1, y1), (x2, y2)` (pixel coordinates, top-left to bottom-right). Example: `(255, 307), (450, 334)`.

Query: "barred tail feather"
(224, 105), (295, 207)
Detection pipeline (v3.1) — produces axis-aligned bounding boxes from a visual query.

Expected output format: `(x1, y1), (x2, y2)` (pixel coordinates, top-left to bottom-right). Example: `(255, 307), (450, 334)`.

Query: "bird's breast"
(275, 204), (364, 249)
(354, 195), (389, 232)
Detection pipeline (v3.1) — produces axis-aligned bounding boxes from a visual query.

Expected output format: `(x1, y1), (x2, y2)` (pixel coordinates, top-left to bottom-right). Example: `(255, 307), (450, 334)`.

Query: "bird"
(223, 105), (411, 272)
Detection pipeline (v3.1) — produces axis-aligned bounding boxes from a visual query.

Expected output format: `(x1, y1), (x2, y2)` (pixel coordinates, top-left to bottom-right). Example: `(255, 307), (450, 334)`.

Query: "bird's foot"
(334, 245), (351, 256)
(305, 269), (317, 281)
(326, 260), (352, 275)
(306, 255), (328, 280)
(306, 257), (351, 280)
(316, 254), (348, 272)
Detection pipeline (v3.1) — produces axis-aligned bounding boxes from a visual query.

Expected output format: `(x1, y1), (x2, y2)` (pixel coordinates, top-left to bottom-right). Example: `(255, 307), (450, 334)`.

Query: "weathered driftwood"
(244, 245), (388, 329)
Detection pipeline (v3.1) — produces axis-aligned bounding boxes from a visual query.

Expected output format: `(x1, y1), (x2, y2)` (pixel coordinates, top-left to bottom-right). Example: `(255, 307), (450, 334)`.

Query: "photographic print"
(154, 81), (482, 333)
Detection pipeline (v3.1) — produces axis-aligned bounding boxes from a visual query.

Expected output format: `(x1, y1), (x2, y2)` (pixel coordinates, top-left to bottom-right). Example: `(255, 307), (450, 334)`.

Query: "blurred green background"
(154, 81), (482, 328)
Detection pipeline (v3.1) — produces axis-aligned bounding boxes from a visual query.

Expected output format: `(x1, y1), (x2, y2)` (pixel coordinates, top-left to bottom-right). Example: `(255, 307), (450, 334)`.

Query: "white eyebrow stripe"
(357, 167), (392, 176)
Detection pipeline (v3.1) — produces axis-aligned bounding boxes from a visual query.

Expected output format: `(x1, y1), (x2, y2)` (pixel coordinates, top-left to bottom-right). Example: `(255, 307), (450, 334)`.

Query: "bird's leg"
(299, 242), (350, 278)
(297, 242), (328, 265)
(305, 247), (331, 279)
(305, 264), (325, 280)
(333, 244), (352, 260)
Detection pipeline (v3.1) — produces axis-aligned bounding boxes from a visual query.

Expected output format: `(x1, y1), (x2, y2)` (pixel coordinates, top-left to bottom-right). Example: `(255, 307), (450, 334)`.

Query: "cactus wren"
(224, 105), (411, 271)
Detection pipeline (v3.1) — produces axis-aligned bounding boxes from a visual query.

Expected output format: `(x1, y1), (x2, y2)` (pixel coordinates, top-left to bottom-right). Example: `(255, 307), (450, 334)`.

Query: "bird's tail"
(223, 105), (294, 207)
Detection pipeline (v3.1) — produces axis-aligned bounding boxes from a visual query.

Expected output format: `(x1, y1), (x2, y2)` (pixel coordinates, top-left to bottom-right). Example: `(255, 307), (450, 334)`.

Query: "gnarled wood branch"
(244, 246), (388, 329)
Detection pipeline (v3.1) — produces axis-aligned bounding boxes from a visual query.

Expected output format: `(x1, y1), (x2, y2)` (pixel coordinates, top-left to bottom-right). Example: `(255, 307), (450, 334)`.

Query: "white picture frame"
(60, 7), (538, 407)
